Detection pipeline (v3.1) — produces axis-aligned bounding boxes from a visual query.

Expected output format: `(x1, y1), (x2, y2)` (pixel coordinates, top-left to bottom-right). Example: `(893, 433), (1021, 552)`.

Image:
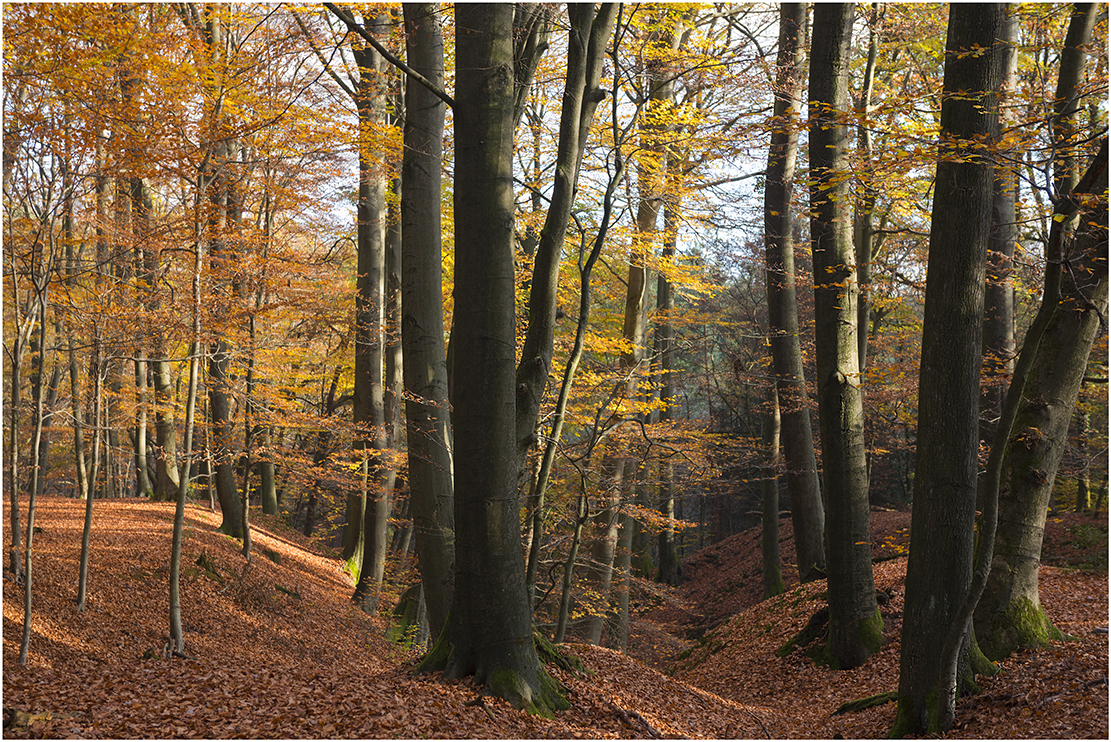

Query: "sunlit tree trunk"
(763, 2), (825, 583)
(892, 5), (1007, 735)
(351, 10), (393, 615)
(981, 6), (1019, 448)
(974, 138), (1107, 661)
(400, 2), (455, 641)
(809, 1), (879, 672)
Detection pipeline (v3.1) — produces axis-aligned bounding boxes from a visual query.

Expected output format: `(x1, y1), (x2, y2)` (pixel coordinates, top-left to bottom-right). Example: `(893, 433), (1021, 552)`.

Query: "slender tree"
(763, 1), (825, 584)
(399, 2), (456, 642)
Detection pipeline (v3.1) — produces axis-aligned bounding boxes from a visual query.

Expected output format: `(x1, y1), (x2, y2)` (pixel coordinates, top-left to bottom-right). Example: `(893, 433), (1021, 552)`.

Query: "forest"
(3, 2), (1108, 738)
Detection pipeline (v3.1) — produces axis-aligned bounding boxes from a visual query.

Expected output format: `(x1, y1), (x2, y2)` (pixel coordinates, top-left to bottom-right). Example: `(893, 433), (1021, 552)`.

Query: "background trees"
(4, 0), (1106, 718)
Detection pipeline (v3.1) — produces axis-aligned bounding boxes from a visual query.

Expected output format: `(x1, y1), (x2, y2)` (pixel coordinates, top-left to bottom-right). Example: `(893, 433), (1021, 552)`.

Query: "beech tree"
(808, 2), (880, 671)
(763, 1), (825, 585)
(892, 4), (1008, 735)
(416, 5), (565, 715)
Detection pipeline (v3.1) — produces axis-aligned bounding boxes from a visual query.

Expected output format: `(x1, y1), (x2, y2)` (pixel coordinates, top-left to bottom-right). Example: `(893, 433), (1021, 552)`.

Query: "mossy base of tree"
(534, 629), (588, 677)
(776, 606), (828, 658)
(414, 622), (570, 717)
(387, 583), (429, 650)
(484, 664), (569, 718)
(978, 596), (1065, 661)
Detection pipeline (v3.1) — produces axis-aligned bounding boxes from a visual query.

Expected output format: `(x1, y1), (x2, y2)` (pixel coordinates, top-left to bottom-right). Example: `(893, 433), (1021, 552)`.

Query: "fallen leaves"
(3, 496), (1106, 739)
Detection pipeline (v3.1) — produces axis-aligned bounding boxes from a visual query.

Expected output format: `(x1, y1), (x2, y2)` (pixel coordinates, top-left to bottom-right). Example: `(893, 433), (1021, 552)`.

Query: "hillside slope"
(2, 496), (766, 739)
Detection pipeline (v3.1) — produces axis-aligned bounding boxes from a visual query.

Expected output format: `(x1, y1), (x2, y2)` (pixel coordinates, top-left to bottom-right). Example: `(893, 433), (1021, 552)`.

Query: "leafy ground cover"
(3, 496), (1107, 738)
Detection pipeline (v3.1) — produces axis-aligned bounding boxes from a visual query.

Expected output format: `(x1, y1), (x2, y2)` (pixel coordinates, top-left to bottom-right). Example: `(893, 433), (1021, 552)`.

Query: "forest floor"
(2, 495), (1107, 739)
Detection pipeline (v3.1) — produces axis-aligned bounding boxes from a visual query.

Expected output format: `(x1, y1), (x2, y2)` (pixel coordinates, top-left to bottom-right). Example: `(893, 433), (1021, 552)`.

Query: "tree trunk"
(513, 3), (617, 477)
(892, 5), (1007, 735)
(417, 6), (565, 715)
(400, 2), (455, 642)
(351, 10), (393, 615)
(973, 141), (1107, 661)
(981, 7), (1019, 447)
(654, 206), (682, 587)
(761, 385), (784, 599)
(763, 2), (825, 583)
(808, 1), (879, 672)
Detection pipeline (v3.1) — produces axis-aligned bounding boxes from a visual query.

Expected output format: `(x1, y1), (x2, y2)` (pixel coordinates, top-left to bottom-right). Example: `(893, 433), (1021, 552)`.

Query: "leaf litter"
(3, 496), (1106, 738)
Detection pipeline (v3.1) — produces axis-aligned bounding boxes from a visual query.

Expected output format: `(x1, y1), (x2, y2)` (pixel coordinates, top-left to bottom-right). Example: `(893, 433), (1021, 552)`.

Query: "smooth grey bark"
(417, 5), (565, 715)
(763, 2), (825, 583)
(892, 5), (1007, 735)
(400, 2), (455, 643)
(351, 10), (393, 615)
(808, 1), (879, 672)
(981, 6), (1019, 446)
(974, 139), (1108, 661)
(761, 385), (784, 599)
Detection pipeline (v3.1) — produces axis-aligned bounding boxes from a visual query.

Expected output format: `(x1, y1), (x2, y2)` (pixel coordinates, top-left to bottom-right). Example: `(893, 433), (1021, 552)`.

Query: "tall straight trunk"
(77, 348), (103, 612)
(763, 2), (825, 583)
(853, 4), (880, 373)
(973, 139), (1107, 661)
(808, 1), (879, 672)
(761, 385), (784, 599)
(892, 5), (1007, 735)
(606, 462), (637, 651)
(20, 285), (50, 662)
(28, 331), (60, 498)
(654, 205), (681, 587)
(400, 2), (455, 642)
(417, 6), (565, 715)
(981, 6), (1019, 447)
(134, 357), (152, 496)
(351, 12), (393, 613)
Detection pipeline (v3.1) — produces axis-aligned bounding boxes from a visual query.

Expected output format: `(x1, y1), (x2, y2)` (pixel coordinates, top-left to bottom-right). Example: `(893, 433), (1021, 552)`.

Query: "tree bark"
(763, 3), (825, 583)
(351, 10), (393, 615)
(981, 6), (1019, 447)
(808, 1), (879, 672)
(761, 385), (784, 599)
(892, 5), (1007, 735)
(417, 6), (565, 715)
(400, 2), (455, 642)
(974, 139), (1107, 661)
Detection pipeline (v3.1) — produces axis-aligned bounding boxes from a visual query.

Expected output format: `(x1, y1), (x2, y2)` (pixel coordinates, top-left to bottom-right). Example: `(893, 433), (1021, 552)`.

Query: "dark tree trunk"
(892, 5), (1007, 735)
(417, 5), (565, 715)
(808, 1), (879, 672)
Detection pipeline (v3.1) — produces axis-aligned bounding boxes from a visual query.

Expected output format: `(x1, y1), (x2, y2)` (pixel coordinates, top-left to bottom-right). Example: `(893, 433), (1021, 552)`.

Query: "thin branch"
(322, 3), (454, 109)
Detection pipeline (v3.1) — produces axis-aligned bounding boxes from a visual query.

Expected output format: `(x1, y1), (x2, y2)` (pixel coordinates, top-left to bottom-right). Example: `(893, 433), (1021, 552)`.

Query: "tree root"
(833, 690), (897, 715)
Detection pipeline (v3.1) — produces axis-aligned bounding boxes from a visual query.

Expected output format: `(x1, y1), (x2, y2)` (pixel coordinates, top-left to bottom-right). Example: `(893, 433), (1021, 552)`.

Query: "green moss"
(834, 690), (898, 715)
(980, 596), (1063, 661)
(859, 607), (884, 655)
(534, 629), (587, 677)
(485, 665), (569, 718)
